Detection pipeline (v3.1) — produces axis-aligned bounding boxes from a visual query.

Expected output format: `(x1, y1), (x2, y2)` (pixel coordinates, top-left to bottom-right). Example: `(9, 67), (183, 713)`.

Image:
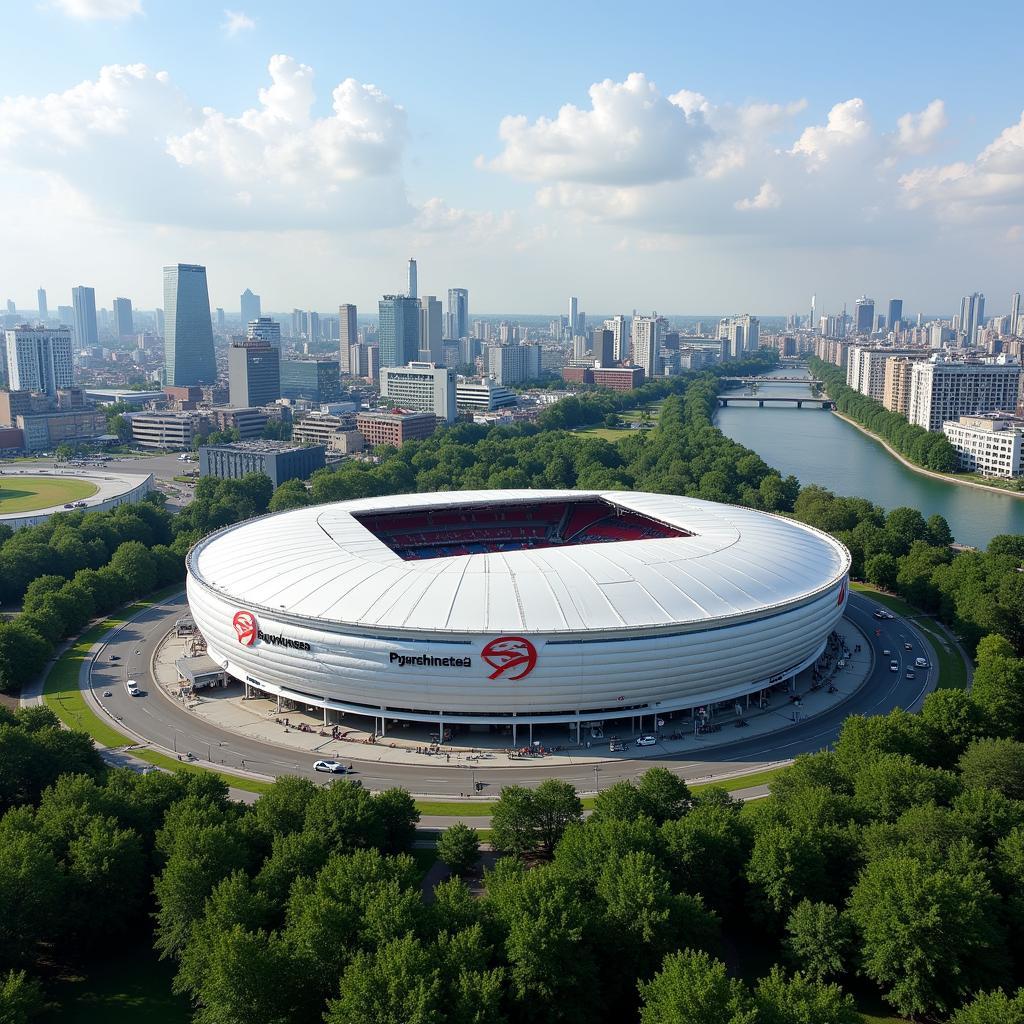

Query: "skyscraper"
(605, 315), (629, 362)
(632, 315), (660, 379)
(568, 296), (579, 338)
(339, 303), (357, 372)
(887, 298), (903, 332)
(378, 295), (420, 367)
(408, 258), (417, 300)
(71, 285), (98, 348)
(247, 316), (282, 348)
(854, 297), (875, 336)
(37, 288), (47, 322)
(229, 338), (280, 408)
(958, 293), (985, 346)
(4, 326), (73, 395)
(1009, 292), (1020, 337)
(240, 288), (261, 325)
(163, 264), (216, 386)
(419, 296), (443, 363)
(446, 288), (469, 340)
(113, 297), (134, 338)
(592, 328), (614, 367)
(305, 311), (320, 343)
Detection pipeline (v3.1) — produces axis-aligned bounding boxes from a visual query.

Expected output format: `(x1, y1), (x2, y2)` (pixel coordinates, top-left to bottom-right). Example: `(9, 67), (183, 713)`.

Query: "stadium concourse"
(185, 490), (852, 740)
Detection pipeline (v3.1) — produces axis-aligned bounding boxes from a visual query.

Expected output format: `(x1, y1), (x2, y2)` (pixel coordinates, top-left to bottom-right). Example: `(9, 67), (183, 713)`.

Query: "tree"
(437, 824), (480, 876)
(920, 689), (991, 764)
(374, 787), (420, 854)
(531, 779), (583, 856)
(959, 737), (1024, 800)
(950, 989), (1024, 1024)
(638, 949), (756, 1024)
(852, 753), (960, 820)
(635, 768), (691, 823)
(302, 780), (386, 853)
(752, 968), (861, 1024)
(784, 900), (853, 983)
(847, 855), (1007, 1019)
(0, 970), (44, 1024)
(267, 478), (310, 513)
(970, 652), (1024, 737)
(489, 786), (536, 858)
(864, 553), (898, 590)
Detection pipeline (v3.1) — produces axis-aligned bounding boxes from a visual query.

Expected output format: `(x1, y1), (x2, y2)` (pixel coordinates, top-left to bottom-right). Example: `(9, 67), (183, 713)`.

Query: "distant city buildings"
(247, 316), (281, 348)
(163, 264), (216, 386)
(487, 343), (541, 386)
(408, 258), (417, 300)
(339, 303), (357, 372)
(229, 338), (280, 408)
(854, 296), (875, 336)
(113, 297), (134, 338)
(240, 288), (261, 326)
(887, 298), (903, 332)
(379, 295), (420, 368)
(36, 288), (47, 321)
(419, 296), (443, 363)
(958, 292), (985, 346)
(446, 288), (469, 340)
(280, 359), (341, 403)
(71, 285), (98, 348)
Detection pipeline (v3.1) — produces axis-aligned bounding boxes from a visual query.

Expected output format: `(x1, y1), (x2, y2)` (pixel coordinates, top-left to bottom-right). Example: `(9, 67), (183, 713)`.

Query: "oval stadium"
(185, 490), (850, 738)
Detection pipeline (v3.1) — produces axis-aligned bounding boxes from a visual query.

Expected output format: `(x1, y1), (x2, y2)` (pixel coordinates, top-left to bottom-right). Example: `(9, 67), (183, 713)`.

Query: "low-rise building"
(942, 415), (1023, 478)
(356, 411), (438, 447)
(292, 410), (358, 447)
(17, 407), (106, 451)
(592, 366), (644, 391)
(455, 379), (517, 412)
(207, 406), (268, 439)
(199, 440), (326, 487)
(128, 411), (198, 449)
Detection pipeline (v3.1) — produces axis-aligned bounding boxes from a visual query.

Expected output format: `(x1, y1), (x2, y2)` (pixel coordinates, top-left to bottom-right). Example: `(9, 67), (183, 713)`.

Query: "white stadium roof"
(189, 490), (850, 635)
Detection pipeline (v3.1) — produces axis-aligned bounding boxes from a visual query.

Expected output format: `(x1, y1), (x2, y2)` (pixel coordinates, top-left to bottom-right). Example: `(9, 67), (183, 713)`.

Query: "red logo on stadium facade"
(233, 610), (258, 646)
(481, 636), (538, 681)
(837, 582), (846, 607)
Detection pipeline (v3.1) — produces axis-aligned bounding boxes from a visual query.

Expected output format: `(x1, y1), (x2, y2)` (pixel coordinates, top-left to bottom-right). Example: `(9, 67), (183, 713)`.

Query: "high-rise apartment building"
(605, 315), (629, 362)
(854, 297), (875, 336)
(887, 299), (903, 332)
(4, 326), (74, 395)
(229, 338), (280, 408)
(113, 297), (134, 338)
(71, 285), (98, 348)
(446, 288), (469, 340)
(632, 316), (661, 379)
(379, 295), (420, 368)
(568, 296), (579, 338)
(247, 316), (281, 348)
(908, 355), (1021, 431)
(882, 357), (919, 415)
(717, 315), (759, 360)
(163, 264), (216, 386)
(419, 296), (443, 363)
(592, 328), (614, 367)
(408, 258), (417, 300)
(305, 311), (320, 343)
(1010, 292), (1021, 337)
(959, 293), (985, 346)
(487, 344), (541, 386)
(379, 362), (456, 422)
(339, 304), (357, 372)
(37, 288), (47, 322)
(240, 289), (261, 326)
(846, 346), (926, 401)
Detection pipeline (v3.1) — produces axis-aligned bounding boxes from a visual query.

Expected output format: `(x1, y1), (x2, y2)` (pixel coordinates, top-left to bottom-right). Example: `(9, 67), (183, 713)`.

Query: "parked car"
(635, 734), (657, 747)
(313, 760), (347, 774)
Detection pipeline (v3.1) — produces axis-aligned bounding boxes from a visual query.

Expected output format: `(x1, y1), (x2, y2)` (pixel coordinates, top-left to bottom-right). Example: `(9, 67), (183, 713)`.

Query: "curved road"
(84, 591), (938, 798)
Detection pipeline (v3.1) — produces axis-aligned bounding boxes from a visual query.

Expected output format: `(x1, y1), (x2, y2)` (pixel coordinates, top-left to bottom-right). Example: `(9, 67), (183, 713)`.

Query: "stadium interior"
(353, 497), (692, 560)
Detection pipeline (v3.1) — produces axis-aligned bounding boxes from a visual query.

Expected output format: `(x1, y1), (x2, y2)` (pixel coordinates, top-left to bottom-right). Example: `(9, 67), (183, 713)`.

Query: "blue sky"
(1, 0), (1022, 317)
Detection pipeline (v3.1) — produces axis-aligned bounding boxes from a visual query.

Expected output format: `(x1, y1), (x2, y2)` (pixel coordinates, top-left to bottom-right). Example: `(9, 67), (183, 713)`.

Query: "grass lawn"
(569, 426), (637, 441)
(851, 582), (969, 690)
(39, 949), (189, 1024)
(0, 475), (98, 512)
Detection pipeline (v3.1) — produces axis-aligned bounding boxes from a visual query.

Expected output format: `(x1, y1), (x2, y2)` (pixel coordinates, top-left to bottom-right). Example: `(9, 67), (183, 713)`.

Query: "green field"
(0, 475), (98, 512)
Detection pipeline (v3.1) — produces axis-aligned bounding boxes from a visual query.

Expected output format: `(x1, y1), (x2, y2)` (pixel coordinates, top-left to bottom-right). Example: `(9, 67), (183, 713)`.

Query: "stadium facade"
(186, 490), (850, 736)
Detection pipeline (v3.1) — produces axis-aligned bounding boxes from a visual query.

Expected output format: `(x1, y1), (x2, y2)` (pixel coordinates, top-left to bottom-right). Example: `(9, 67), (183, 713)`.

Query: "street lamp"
(593, 765), (601, 793)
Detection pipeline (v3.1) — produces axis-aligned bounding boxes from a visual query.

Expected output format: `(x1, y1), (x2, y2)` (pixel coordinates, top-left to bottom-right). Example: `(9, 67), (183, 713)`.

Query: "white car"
(915, 657), (928, 669)
(635, 734), (657, 747)
(313, 760), (347, 774)
(125, 679), (140, 696)
(889, 661), (899, 673)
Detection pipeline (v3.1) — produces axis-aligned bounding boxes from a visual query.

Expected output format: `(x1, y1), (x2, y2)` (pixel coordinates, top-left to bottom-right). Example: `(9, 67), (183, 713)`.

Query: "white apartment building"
(942, 415), (1023, 477)
(846, 346), (924, 400)
(604, 315), (629, 362)
(456, 379), (517, 412)
(717, 315), (760, 360)
(487, 344), (541, 386)
(5, 326), (73, 395)
(379, 362), (457, 422)
(632, 315), (661, 378)
(908, 356), (1022, 432)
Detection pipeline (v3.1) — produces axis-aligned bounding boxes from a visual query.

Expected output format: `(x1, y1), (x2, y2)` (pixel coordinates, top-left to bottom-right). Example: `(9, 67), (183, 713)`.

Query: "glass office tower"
(164, 264), (216, 386)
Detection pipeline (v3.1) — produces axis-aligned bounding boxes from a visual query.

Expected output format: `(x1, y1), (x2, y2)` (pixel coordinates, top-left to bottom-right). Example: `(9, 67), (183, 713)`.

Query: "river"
(714, 368), (1024, 549)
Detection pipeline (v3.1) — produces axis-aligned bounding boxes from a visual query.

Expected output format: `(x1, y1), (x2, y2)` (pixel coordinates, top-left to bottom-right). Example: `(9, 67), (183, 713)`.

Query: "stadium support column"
(439, 709), (443, 745)
(323, 706), (328, 726)
(380, 711), (386, 737)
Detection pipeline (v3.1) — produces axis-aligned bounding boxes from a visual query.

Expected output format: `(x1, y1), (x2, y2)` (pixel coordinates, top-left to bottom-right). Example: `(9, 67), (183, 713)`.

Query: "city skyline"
(0, 2), (1022, 313)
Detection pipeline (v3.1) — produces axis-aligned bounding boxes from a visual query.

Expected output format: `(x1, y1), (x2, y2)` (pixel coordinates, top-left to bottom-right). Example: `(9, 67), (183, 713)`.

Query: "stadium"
(185, 489), (850, 740)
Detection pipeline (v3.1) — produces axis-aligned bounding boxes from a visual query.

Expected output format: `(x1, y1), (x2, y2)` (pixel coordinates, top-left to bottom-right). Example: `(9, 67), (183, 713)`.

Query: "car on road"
(905, 670), (916, 679)
(882, 649), (891, 656)
(313, 760), (347, 774)
(904, 642), (913, 651)
(635, 734), (657, 747)
(125, 679), (140, 696)
(889, 660), (899, 672)
(873, 610), (886, 620)
(109, 654), (119, 661)
(915, 657), (928, 669)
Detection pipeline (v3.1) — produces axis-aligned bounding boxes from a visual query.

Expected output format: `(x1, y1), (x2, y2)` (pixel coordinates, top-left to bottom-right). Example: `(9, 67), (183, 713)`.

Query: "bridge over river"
(716, 395), (835, 409)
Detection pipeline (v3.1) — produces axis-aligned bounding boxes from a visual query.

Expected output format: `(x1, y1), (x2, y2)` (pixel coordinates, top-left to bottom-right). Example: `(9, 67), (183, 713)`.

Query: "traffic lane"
(89, 591), (938, 795)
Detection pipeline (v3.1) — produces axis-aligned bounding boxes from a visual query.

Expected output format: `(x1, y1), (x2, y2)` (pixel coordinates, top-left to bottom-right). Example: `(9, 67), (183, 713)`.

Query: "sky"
(1, 0), (1022, 318)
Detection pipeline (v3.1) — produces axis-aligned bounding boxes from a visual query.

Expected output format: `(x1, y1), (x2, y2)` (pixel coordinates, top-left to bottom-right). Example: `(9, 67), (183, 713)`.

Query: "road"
(84, 590), (939, 798)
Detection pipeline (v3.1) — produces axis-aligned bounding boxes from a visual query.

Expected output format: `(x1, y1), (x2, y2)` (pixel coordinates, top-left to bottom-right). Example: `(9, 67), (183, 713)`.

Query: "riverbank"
(830, 409), (1024, 502)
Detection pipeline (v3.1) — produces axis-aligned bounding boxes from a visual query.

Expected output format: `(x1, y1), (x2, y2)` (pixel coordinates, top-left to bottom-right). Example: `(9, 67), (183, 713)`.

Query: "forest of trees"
(809, 357), (959, 472)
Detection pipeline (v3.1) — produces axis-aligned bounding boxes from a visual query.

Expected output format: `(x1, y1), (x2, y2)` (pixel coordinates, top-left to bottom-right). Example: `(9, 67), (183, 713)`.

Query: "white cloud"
(0, 56), (413, 230)
(480, 72), (711, 186)
(49, 0), (141, 19)
(222, 9), (255, 37)
(790, 98), (870, 166)
(894, 99), (947, 154)
(735, 181), (781, 211)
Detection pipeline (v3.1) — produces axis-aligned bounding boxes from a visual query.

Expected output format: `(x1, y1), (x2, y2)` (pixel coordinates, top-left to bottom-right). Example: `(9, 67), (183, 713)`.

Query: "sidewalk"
(151, 619), (875, 771)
